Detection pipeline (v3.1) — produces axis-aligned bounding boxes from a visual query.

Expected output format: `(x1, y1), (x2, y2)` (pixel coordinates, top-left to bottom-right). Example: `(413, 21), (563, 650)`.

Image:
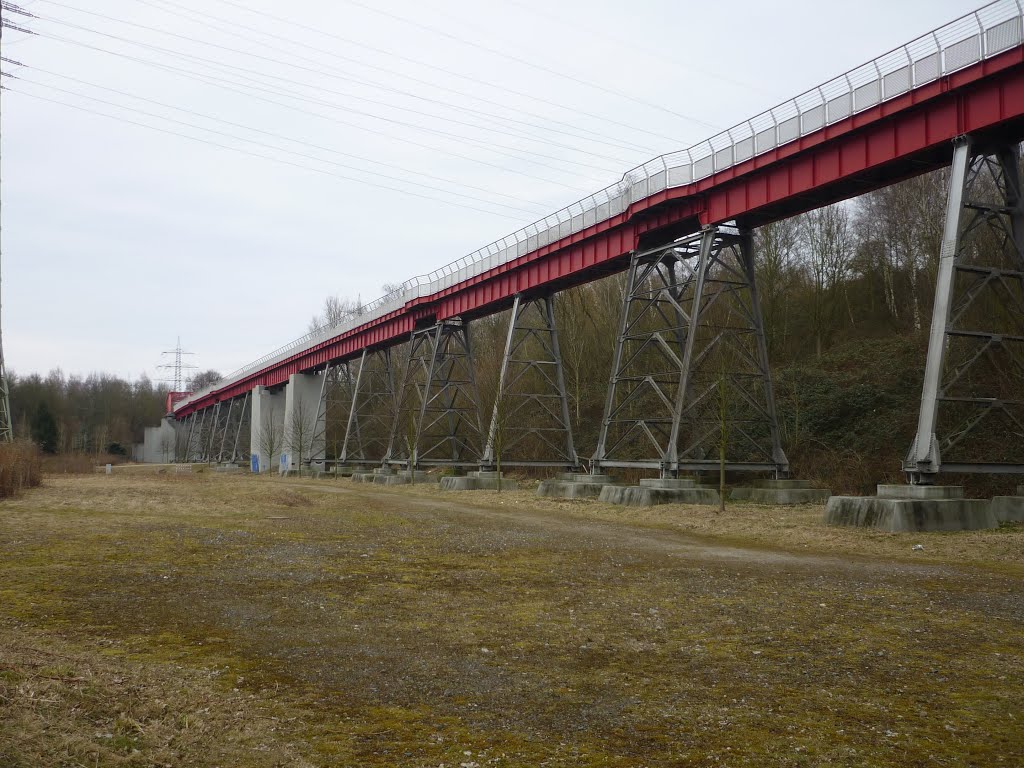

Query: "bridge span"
(167, 1), (1024, 487)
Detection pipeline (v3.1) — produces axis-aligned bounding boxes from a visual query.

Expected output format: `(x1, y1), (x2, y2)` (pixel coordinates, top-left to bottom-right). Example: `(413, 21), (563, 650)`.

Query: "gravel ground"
(1, 473), (1022, 766)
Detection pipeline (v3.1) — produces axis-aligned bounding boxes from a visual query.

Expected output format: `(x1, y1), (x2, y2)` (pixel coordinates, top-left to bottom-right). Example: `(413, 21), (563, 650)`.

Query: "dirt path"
(280, 479), (984, 578)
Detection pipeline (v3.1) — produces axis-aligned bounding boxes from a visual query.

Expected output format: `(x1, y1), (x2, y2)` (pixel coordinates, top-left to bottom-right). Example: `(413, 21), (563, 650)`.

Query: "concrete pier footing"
(350, 467), (390, 483)
(375, 470), (438, 486)
(730, 479), (831, 505)
(991, 485), (1024, 522)
(599, 477), (720, 507)
(439, 470), (519, 491)
(536, 473), (615, 499)
(825, 485), (998, 532)
(351, 467), (438, 485)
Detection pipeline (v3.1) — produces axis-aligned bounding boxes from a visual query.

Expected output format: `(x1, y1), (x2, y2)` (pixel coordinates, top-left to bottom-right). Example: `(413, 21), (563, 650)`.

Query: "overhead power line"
(136, 0), (658, 157)
(7, 87), (542, 223)
(13, 78), (548, 218)
(35, 29), (604, 192)
(0, 0), (19, 442)
(493, 0), (761, 94)
(31, 4), (632, 174)
(337, 0), (722, 132)
(29, 19), (616, 187)
(24, 66), (556, 216)
(202, 0), (685, 149)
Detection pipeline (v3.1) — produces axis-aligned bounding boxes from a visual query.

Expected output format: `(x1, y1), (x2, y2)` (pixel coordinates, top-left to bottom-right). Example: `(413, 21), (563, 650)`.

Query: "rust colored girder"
(176, 46), (1024, 418)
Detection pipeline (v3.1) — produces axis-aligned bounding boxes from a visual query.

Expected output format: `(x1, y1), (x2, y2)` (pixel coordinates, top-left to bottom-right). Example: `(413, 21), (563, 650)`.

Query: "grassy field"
(1, 473), (1022, 767)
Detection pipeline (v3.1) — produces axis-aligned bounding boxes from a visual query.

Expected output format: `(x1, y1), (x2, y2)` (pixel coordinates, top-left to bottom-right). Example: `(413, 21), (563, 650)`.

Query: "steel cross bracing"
(205, 402), (226, 463)
(179, 395), (252, 464)
(310, 361), (355, 467)
(905, 136), (1024, 482)
(481, 294), (579, 470)
(182, 410), (207, 463)
(215, 392), (251, 464)
(386, 319), (485, 468)
(200, 406), (219, 463)
(308, 364), (334, 466)
(340, 348), (397, 464)
(175, 412), (194, 463)
(593, 226), (788, 478)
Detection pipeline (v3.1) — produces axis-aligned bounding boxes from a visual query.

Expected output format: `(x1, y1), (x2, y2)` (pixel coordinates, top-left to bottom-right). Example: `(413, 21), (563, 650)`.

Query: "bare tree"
(284, 394), (318, 476)
(755, 218), (800, 357)
(856, 171), (947, 331)
(188, 370), (221, 391)
(556, 277), (622, 436)
(255, 403), (283, 474)
(800, 204), (854, 357)
(308, 295), (361, 334)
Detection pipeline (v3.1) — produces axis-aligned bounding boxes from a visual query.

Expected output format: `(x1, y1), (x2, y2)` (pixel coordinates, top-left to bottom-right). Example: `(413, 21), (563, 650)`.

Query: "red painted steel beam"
(176, 45), (1024, 416)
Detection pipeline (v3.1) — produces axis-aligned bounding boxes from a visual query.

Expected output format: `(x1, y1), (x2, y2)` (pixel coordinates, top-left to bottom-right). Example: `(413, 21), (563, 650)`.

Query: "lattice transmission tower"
(0, 1), (32, 442)
(158, 337), (197, 392)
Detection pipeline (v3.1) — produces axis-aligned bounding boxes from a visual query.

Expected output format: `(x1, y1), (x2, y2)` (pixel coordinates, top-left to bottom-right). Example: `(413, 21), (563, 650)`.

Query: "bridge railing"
(174, 0), (1023, 413)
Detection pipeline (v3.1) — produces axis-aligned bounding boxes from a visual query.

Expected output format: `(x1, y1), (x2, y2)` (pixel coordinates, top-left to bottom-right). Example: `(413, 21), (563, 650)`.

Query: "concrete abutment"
(825, 485), (998, 532)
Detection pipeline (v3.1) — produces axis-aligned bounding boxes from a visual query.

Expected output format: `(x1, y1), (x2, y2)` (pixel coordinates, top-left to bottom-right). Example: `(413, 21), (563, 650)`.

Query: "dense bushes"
(772, 336), (925, 493)
(0, 441), (42, 499)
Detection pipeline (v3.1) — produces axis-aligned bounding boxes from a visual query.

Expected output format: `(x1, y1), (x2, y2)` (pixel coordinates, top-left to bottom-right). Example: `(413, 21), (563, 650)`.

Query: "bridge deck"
(175, 2), (1024, 417)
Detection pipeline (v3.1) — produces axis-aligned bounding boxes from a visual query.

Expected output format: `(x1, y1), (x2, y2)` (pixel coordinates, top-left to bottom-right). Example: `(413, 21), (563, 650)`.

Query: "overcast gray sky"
(2, 0), (977, 383)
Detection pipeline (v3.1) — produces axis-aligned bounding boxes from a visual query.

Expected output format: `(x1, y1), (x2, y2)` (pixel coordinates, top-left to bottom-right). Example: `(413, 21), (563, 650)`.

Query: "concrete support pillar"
(250, 385), (285, 473)
(140, 416), (179, 463)
(281, 372), (327, 475)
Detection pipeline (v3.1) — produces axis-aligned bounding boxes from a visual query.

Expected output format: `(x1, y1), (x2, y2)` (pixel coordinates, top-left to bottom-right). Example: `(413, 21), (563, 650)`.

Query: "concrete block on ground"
(876, 484), (963, 500)
(747, 487), (831, 505)
(729, 479), (830, 505)
(991, 495), (1024, 523)
(825, 485), (996, 532)
(599, 484), (719, 507)
(639, 478), (697, 489)
(757, 479), (814, 489)
(440, 472), (519, 491)
(730, 487), (753, 502)
(375, 470), (436, 486)
(374, 475), (409, 487)
(375, 475), (410, 486)
(557, 473), (613, 484)
(537, 479), (613, 499)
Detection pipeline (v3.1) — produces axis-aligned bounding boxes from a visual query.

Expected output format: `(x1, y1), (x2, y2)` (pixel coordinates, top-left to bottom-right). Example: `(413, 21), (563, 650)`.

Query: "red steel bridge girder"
(176, 45), (1024, 417)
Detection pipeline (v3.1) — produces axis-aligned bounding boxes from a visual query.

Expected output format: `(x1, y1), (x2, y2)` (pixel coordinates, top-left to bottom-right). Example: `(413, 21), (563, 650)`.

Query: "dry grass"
(0, 441), (42, 498)
(1, 473), (1022, 766)
(40, 451), (98, 475)
(403, 481), (1024, 573)
(0, 624), (315, 767)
